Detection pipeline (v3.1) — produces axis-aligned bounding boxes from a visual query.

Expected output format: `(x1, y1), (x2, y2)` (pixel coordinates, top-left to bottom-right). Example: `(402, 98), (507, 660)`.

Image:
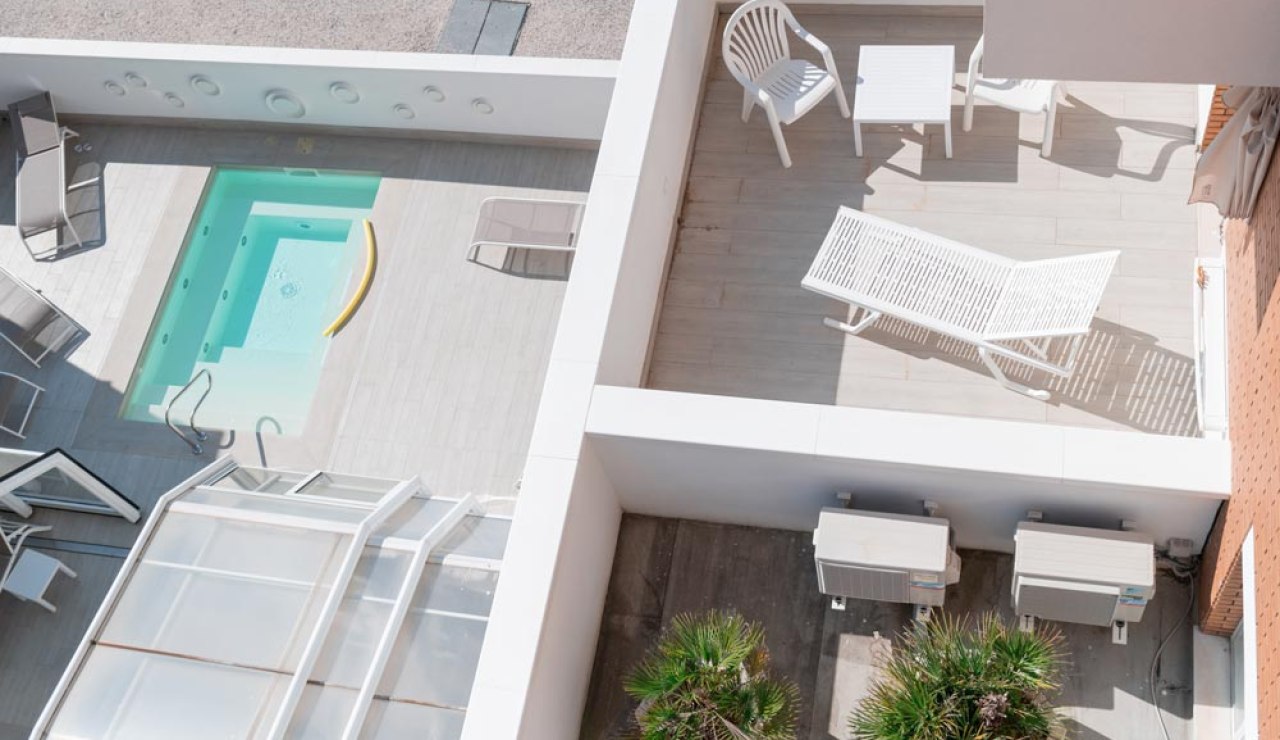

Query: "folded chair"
(466, 197), (585, 262)
(8, 91), (99, 260)
(1, 518), (75, 613)
(0, 264), (85, 366)
(803, 207), (1119, 399)
(722, 0), (850, 168)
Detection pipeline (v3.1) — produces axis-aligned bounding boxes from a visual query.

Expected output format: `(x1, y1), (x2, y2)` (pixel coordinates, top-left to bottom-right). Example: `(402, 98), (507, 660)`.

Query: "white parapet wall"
(585, 386), (1231, 553)
(0, 38), (616, 141)
(462, 0), (718, 738)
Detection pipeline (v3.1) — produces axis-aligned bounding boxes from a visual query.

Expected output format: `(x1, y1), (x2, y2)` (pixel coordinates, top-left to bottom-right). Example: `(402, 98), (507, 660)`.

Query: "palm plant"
(849, 613), (1065, 740)
(623, 610), (800, 740)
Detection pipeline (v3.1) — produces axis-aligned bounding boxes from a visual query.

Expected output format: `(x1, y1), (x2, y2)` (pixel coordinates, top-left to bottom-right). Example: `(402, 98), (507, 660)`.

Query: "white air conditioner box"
(813, 508), (961, 608)
(1013, 522), (1155, 630)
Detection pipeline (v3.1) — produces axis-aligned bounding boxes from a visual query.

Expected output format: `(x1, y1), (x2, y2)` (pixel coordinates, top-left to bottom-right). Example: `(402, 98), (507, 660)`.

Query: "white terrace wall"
(463, 0), (717, 738)
(0, 38), (615, 141)
(586, 387), (1232, 553)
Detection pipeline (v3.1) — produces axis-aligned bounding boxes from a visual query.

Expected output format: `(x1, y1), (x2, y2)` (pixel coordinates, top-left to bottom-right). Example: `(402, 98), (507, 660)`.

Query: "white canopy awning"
(33, 460), (509, 740)
(1190, 86), (1280, 219)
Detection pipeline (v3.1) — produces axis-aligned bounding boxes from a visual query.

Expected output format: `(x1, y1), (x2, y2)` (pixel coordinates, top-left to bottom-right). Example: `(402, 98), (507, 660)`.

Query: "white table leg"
(853, 121), (863, 157)
(943, 120), (953, 159)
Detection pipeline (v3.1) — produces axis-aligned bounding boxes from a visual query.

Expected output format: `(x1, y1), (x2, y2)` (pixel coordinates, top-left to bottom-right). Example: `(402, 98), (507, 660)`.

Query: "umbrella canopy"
(1189, 86), (1280, 219)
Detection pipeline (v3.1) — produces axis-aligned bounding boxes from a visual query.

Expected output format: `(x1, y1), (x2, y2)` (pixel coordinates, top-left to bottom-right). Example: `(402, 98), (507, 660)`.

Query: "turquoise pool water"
(124, 167), (381, 433)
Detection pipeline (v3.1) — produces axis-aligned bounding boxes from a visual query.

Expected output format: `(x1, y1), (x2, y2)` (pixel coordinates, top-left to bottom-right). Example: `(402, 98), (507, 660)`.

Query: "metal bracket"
(830, 596), (847, 611)
(1112, 621), (1128, 645)
(1018, 614), (1036, 633)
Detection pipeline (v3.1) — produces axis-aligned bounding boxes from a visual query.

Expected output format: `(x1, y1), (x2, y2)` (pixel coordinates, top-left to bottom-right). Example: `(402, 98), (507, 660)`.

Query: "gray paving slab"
(475, 1), (528, 56)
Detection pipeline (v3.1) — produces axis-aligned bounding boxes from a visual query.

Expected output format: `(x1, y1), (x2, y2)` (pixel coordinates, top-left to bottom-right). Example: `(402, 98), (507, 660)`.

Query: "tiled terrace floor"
(646, 8), (1208, 436)
(0, 120), (594, 736)
(584, 515), (1194, 740)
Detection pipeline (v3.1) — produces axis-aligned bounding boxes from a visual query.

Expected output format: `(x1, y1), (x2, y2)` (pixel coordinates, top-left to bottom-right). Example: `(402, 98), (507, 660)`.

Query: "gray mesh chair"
(8, 91), (98, 260)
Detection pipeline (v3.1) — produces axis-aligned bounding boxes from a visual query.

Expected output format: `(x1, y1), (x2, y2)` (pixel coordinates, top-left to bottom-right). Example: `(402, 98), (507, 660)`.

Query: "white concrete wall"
(463, 0), (716, 738)
(0, 38), (616, 140)
(983, 0), (1280, 86)
(585, 387), (1231, 553)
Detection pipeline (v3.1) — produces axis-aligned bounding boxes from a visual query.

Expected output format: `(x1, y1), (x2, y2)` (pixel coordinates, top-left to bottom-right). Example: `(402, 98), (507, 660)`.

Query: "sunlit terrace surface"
(0, 120), (593, 735)
(647, 8), (1206, 436)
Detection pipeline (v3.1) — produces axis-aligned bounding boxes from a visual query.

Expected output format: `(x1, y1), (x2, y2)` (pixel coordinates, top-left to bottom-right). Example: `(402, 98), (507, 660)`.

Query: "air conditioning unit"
(1012, 521), (1155, 644)
(813, 507), (961, 618)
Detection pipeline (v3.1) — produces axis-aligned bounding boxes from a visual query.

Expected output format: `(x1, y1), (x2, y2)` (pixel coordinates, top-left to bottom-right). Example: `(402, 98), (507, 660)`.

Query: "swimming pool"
(123, 167), (381, 434)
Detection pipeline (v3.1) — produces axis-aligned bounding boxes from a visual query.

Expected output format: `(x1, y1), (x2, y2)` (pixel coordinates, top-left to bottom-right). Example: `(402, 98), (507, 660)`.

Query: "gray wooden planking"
(582, 515), (1193, 740)
(0, 120), (594, 734)
(646, 9), (1203, 436)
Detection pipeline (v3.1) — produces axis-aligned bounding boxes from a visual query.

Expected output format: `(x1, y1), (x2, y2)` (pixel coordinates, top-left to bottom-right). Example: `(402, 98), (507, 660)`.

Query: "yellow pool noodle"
(322, 218), (376, 337)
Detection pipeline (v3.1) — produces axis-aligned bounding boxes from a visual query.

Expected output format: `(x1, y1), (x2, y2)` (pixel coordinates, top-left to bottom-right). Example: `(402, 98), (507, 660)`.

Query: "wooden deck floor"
(0, 121), (594, 735)
(646, 8), (1205, 436)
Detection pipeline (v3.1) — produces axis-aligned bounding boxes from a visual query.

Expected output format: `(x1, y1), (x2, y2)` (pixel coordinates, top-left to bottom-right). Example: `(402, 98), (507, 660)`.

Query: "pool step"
(249, 201), (372, 224)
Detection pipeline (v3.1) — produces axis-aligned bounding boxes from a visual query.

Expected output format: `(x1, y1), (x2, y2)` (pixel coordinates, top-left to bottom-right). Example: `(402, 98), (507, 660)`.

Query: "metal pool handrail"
(165, 368), (212, 455)
(322, 219), (377, 337)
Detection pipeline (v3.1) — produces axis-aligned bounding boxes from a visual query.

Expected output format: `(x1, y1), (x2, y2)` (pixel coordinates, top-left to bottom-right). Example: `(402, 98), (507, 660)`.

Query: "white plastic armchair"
(962, 36), (1066, 157)
(722, 0), (850, 168)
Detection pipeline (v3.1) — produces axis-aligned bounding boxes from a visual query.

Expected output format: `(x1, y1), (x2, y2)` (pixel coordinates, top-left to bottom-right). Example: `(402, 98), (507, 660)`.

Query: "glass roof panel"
(48, 645), (287, 740)
(366, 700), (465, 740)
(434, 515), (510, 561)
(414, 564), (499, 616)
(378, 611), (488, 708)
(145, 513), (349, 584)
(179, 487), (370, 526)
(101, 562), (331, 673)
(208, 466), (310, 494)
(374, 497), (457, 541)
(292, 472), (401, 503)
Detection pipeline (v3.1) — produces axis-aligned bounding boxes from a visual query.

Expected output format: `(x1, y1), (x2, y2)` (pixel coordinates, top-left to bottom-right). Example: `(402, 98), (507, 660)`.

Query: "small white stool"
(3, 549), (76, 612)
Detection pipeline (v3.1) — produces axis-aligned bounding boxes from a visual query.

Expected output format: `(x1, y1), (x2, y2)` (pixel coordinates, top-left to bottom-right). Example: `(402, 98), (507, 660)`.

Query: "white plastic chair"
(962, 36), (1066, 157)
(803, 207), (1119, 399)
(722, 0), (850, 168)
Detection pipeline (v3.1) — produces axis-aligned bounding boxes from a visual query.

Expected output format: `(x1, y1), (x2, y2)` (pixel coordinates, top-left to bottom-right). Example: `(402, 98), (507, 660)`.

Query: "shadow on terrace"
(646, 7), (1204, 436)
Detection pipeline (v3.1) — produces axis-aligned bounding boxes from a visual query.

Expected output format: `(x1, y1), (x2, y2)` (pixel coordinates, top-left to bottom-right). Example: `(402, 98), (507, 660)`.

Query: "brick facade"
(1200, 146), (1280, 736)
(1201, 84), (1234, 150)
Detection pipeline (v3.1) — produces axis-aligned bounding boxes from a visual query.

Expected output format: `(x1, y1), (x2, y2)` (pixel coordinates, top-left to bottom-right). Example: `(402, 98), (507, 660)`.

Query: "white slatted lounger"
(803, 207), (1119, 399)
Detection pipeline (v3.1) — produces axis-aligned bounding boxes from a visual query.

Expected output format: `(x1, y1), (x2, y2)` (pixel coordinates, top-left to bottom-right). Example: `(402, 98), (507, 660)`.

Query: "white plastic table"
(852, 45), (955, 159)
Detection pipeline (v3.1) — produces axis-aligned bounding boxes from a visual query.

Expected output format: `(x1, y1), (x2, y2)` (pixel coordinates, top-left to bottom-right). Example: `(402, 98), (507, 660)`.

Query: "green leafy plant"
(624, 610), (800, 739)
(849, 613), (1066, 740)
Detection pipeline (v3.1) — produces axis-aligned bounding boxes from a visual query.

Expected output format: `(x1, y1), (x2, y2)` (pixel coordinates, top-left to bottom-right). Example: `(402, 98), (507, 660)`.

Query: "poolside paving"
(0, 119), (595, 735)
(646, 7), (1213, 436)
(583, 515), (1194, 740)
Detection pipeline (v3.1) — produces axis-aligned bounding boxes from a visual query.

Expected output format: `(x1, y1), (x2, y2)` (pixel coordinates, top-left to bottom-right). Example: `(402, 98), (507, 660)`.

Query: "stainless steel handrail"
(164, 369), (212, 454)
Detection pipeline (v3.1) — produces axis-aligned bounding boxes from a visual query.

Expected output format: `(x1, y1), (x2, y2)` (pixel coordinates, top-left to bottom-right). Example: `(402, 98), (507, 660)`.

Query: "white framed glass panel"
(375, 497), (457, 541)
(291, 472), (400, 503)
(208, 466), (310, 494)
(415, 565), (499, 616)
(378, 612), (487, 709)
(145, 513), (349, 584)
(287, 685), (357, 739)
(179, 488), (370, 526)
(101, 562), (331, 672)
(48, 645), (288, 740)
(366, 700), (465, 740)
(435, 516), (510, 561)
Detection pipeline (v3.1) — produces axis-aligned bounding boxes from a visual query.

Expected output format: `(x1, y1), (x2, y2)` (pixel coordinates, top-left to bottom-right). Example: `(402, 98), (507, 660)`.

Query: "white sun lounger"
(466, 197), (585, 262)
(803, 207), (1119, 399)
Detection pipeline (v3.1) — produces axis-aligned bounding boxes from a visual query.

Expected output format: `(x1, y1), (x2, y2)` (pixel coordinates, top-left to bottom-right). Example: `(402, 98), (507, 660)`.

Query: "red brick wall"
(1201, 84), (1234, 150)
(1201, 146), (1280, 737)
